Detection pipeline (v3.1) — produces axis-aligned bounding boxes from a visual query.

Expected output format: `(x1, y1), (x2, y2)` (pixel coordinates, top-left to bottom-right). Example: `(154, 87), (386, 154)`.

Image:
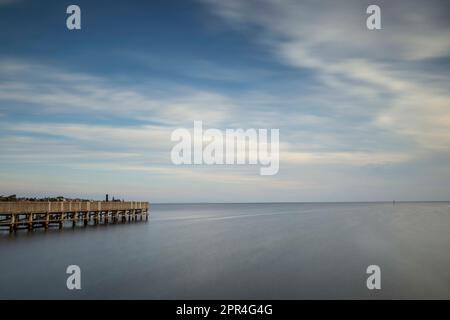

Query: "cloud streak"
(203, 0), (450, 150)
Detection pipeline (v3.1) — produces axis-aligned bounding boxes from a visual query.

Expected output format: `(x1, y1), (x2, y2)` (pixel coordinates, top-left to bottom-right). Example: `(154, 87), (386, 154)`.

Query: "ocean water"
(1, 202), (449, 299)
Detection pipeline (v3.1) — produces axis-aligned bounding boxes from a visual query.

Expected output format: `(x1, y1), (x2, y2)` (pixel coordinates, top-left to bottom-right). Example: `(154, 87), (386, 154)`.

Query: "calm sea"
(1, 202), (449, 299)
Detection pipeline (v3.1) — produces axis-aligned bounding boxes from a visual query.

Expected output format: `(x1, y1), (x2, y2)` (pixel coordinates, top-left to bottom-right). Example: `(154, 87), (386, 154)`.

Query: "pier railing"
(0, 201), (149, 214)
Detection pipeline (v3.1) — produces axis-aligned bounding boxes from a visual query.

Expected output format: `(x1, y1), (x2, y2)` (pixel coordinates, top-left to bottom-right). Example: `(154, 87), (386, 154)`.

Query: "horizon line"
(150, 200), (450, 205)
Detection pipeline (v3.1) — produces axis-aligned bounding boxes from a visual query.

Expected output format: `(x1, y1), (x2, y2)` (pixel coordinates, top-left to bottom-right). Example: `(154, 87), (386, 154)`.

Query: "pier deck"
(0, 201), (149, 232)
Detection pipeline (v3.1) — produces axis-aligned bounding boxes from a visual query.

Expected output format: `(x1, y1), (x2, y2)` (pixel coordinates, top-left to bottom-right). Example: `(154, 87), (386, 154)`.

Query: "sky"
(0, 0), (449, 203)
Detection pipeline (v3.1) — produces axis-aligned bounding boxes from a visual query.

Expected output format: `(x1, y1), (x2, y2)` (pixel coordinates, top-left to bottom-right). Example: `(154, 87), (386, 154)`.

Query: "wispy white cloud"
(203, 0), (450, 150)
(283, 151), (413, 166)
(0, 59), (240, 126)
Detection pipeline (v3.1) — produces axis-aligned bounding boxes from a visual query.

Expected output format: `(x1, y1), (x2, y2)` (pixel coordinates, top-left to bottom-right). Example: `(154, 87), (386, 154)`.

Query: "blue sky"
(0, 0), (449, 202)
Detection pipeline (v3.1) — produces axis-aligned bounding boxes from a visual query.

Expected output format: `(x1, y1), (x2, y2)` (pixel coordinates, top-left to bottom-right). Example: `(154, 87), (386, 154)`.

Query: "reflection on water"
(1, 202), (449, 299)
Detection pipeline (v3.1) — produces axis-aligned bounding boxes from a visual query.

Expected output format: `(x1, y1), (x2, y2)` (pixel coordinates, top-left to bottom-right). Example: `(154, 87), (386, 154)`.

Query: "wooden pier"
(0, 201), (149, 232)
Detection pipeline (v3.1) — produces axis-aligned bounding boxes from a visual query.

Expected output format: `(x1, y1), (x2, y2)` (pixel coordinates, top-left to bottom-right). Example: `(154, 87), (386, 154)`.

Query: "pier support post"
(28, 213), (33, 230)
(10, 214), (15, 232)
(84, 212), (88, 227)
(72, 212), (77, 228)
